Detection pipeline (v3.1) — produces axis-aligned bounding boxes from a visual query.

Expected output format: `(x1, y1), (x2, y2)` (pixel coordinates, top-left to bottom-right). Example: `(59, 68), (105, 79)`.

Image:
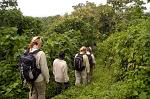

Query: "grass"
(52, 59), (116, 99)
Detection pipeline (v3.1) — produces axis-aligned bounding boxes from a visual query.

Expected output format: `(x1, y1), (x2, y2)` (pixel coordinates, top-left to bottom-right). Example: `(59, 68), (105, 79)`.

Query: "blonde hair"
(80, 46), (87, 52)
(28, 36), (41, 48)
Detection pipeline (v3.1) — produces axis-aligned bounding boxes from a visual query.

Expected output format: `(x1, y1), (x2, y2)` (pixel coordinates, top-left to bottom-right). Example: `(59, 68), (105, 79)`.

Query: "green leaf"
(139, 92), (147, 99)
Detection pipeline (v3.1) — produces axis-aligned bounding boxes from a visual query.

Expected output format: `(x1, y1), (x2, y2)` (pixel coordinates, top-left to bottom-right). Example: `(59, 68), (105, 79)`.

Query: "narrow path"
(52, 59), (114, 99)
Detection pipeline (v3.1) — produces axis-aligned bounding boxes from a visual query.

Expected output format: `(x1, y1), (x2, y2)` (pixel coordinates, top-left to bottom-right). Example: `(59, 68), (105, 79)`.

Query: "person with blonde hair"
(26, 36), (49, 99)
(74, 46), (90, 85)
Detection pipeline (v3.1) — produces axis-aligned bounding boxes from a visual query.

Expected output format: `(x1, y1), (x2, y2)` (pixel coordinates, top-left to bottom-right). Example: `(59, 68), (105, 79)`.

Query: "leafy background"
(0, 0), (150, 99)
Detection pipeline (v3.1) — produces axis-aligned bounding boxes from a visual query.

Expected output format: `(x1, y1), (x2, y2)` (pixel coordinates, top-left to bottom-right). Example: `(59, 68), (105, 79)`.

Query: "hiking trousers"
(87, 65), (94, 83)
(29, 81), (46, 99)
(55, 82), (70, 95)
(75, 69), (87, 85)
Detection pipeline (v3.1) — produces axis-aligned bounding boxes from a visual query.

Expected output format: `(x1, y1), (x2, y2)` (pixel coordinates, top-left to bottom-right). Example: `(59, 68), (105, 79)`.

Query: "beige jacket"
(30, 48), (50, 83)
(75, 52), (90, 73)
(53, 59), (69, 83)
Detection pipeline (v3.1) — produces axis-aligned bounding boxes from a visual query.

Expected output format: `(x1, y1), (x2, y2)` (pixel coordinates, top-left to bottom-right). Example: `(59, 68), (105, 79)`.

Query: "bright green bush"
(50, 17), (97, 47)
(0, 9), (22, 27)
(97, 19), (150, 98)
(0, 27), (29, 98)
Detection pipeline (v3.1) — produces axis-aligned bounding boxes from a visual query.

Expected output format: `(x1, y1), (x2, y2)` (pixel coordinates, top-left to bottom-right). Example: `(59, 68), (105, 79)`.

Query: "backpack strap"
(78, 53), (84, 56)
(23, 49), (30, 55)
(29, 49), (41, 54)
(77, 53), (83, 58)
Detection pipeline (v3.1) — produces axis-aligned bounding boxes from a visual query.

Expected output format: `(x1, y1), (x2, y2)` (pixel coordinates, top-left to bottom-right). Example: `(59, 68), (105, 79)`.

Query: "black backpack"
(86, 54), (93, 67)
(74, 54), (85, 71)
(19, 49), (41, 84)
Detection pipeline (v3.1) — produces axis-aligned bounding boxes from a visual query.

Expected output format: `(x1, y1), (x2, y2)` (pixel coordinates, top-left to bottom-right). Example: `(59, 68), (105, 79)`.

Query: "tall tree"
(72, 1), (97, 25)
(107, 0), (146, 32)
(0, 9), (22, 27)
(107, 0), (146, 12)
(72, 2), (116, 37)
(0, 0), (18, 10)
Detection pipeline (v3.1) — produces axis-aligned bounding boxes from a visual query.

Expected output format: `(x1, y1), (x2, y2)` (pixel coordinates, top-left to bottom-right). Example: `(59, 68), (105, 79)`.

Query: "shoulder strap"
(78, 53), (84, 56)
(77, 53), (83, 57)
(23, 49), (29, 55)
(30, 49), (41, 54)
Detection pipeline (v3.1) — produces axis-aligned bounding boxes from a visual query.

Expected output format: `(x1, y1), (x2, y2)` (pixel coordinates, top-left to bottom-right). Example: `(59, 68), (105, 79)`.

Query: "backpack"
(19, 49), (41, 84)
(74, 54), (85, 71)
(86, 54), (93, 67)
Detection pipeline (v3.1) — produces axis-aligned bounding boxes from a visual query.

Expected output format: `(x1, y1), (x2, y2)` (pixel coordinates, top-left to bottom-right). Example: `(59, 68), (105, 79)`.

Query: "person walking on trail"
(53, 51), (69, 95)
(74, 46), (90, 86)
(24, 36), (50, 99)
(86, 47), (96, 83)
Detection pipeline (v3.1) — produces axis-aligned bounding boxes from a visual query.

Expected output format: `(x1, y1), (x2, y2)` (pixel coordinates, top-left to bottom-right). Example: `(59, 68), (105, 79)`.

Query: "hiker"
(53, 51), (69, 95)
(74, 46), (90, 85)
(86, 47), (96, 83)
(21, 36), (50, 99)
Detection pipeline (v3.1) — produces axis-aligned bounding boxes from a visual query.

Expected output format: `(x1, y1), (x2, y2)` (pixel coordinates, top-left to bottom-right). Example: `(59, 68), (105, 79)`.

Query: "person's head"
(28, 36), (42, 49)
(59, 51), (65, 60)
(87, 47), (92, 53)
(79, 46), (87, 54)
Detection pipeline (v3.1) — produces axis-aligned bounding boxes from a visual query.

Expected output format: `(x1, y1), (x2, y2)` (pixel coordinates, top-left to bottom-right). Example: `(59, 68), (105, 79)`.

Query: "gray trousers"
(29, 81), (46, 99)
(75, 70), (87, 85)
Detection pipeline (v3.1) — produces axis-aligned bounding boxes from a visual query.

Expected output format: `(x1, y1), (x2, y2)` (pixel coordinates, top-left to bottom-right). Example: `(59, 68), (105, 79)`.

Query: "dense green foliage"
(0, 0), (150, 99)
(96, 19), (150, 98)
(0, 9), (22, 27)
(52, 18), (150, 99)
(0, 27), (28, 98)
